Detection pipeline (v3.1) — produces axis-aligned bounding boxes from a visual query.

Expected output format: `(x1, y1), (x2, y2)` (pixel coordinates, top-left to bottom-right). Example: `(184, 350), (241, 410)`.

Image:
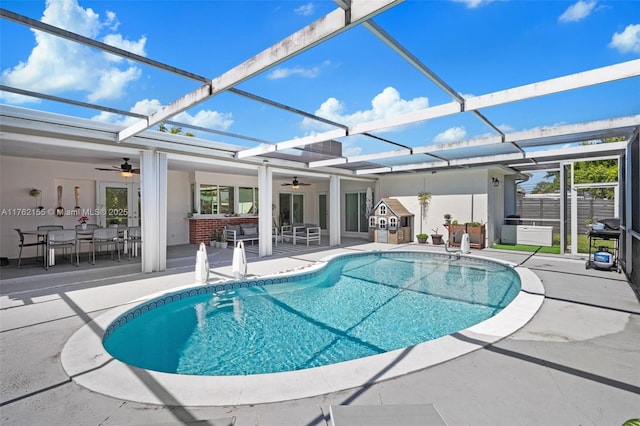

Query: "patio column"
(560, 163), (568, 254)
(140, 150), (167, 272)
(570, 162), (578, 256)
(258, 164), (273, 257)
(329, 174), (341, 246)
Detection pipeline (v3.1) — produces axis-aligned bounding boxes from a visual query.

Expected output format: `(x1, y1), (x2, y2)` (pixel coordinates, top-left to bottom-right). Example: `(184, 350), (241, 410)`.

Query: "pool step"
(330, 404), (446, 426)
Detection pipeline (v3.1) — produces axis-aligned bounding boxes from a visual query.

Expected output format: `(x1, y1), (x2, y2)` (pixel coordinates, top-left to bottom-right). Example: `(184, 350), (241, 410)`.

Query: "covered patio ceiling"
(1, 0), (638, 179)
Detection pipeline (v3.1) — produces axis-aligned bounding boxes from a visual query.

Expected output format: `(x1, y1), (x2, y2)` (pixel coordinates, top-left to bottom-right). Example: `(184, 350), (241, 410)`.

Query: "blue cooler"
(593, 247), (614, 269)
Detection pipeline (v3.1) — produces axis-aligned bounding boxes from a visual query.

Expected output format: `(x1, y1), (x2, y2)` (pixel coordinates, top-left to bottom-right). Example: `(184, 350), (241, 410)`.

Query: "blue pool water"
(103, 252), (520, 376)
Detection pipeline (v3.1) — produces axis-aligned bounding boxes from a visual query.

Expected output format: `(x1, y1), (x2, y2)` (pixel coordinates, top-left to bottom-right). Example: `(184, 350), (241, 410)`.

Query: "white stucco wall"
(166, 170), (189, 246)
(0, 154), (508, 259)
(0, 156), (190, 259)
(378, 169), (493, 241)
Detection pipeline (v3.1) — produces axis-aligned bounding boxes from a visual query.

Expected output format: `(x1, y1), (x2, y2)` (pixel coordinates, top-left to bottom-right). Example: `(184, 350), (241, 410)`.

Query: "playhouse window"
(389, 216), (397, 230)
(369, 216), (377, 228)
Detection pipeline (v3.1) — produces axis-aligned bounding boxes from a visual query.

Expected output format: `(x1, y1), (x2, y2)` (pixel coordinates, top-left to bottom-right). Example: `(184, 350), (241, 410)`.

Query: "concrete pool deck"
(1, 241), (639, 425)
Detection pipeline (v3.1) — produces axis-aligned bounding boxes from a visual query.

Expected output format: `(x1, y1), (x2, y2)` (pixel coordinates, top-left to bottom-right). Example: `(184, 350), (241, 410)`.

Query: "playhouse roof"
(376, 198), (414, 218)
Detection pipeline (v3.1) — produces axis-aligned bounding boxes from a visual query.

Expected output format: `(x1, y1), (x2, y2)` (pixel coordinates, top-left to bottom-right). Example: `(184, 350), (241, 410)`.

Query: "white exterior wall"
(166, 170), (190, 246)
(378, 169), (493, 241)
(1, 154), (509, 260)
(487, 171), (505, 246)
(0, 155), (189, 259)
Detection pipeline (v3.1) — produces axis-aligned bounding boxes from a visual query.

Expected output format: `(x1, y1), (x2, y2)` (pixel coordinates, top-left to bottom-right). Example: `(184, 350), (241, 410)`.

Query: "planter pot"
(417, 237), (428, 244)
(210, 241), (216, 247)
(81, 223), (87, 230)
(431, 234), (444, 245)
(466, 225), (486, 249)
(445, 224), (466, 247)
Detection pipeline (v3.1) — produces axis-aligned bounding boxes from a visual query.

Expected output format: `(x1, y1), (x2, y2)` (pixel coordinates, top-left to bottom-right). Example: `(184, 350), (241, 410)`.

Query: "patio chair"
(14, 228), (45, 268)
(46, 229), (79, 270)
(126, 226), (142, 260)
(36, 224), (64, 244)
(76, 224), (99, 253)
(89, 227), (120, 264)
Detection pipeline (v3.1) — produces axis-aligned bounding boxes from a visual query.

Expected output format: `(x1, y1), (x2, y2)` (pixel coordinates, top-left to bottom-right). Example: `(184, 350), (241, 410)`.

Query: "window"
(389, 216), (397, 230)
(379, 218), (387, 230)
(238, 187), (258, 215)
(345, 191), (372, 232)
(380, 205), (386, 215)
(369, 216), (377, 228)
(200, 185), (234, 215)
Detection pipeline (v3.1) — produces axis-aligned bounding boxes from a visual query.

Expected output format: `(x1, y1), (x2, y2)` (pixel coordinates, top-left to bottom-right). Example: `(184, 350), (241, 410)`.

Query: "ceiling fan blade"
(281, 183), (292, 186)
(298, 182), (311, 186)
(132, 169), (141, 174)
(95, 168), (119, 172)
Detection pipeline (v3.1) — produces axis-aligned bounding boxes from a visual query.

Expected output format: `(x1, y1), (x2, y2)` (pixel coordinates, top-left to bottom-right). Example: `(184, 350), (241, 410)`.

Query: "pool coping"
(60, 251), (545, 407)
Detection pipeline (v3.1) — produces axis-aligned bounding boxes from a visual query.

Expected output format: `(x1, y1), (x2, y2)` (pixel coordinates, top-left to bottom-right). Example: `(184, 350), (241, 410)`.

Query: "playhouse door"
(378, 218), (388, 243)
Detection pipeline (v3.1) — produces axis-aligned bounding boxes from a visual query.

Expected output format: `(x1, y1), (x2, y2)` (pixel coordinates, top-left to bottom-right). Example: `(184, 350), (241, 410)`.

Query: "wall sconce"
(492, 177), (501, 187)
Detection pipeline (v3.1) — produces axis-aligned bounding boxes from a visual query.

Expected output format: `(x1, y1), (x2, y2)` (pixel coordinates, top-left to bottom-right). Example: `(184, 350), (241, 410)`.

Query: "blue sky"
(1, 0), (639, 185)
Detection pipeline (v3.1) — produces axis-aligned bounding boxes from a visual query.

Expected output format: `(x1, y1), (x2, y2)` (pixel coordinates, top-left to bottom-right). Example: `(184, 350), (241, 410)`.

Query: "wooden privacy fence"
(516, 197), (615, 234)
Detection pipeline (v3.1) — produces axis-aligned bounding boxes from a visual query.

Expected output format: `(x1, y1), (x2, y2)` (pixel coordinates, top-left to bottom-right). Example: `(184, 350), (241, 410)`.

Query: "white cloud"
(0, 0), (146, 104)
(92, 98), (234, 131)
(174, 109), (234, 130)
(268, 65), (320, 80)
(434, 126), (467, 143)
(452, 0), (501, 9)
(294, 3), (315, 16)
(609, 24), (640, 54)
(559, 0), (597, 23)
(267, 60), (331, 80)
(303, 87), (429, 131)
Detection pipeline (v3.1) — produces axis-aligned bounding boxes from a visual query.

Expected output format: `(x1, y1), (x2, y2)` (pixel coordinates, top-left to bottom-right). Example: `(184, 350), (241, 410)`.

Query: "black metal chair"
(15, 228), (45, 268)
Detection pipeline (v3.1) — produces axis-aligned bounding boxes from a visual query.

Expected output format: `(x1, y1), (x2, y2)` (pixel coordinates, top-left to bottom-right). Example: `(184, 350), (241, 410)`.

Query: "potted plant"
(430, 227), (444, 245)
(417, 191), (432, 236)
(446, 220), (465, 247)
(219, 230), (227, 248)
(416, 233), (429, 244)
(210, 229), (218, 247)
(78, 215), (89, 230)
(30, 188), (44, 210)
(465, 221), (486, 249)
(443, 213), (452, 225)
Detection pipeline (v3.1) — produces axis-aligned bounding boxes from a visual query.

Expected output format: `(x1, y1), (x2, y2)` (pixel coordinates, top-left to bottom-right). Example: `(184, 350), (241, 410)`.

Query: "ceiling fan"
(95, 158), (140, 177)
(281, 177), (311, 189)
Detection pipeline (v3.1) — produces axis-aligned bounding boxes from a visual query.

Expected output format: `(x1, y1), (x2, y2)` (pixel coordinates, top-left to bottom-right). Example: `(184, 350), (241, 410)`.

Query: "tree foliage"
(158, 122), (195, 137)
(531, 138), (622, 199)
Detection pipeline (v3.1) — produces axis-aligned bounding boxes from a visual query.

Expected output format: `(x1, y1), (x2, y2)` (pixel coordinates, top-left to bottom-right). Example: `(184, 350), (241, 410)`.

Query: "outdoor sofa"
(224, 224), (279, 247)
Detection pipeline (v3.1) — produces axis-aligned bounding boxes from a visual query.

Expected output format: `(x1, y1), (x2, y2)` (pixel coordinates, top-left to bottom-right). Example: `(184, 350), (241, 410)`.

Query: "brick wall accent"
(188, 217), (259, 244)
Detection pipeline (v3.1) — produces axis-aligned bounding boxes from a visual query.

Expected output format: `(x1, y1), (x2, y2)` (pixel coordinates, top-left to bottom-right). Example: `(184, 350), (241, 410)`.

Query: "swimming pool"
(103, 251), (520, 376)
(62, 249), (544, 405)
